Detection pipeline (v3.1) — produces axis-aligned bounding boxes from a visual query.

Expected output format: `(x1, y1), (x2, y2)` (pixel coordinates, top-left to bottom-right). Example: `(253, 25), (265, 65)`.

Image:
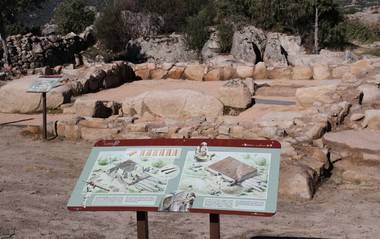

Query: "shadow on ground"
(252, 237), (327, 239)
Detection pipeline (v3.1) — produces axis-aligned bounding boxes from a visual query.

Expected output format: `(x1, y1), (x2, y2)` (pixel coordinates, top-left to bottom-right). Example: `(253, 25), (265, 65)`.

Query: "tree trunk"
(314, 6), (319, 54)
(0, 33), (10, 66)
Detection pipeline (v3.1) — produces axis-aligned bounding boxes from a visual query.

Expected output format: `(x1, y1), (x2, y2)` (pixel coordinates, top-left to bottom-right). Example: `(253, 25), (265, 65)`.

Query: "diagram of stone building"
(178, 144), (270, 199)
(84, 148), (181, 194)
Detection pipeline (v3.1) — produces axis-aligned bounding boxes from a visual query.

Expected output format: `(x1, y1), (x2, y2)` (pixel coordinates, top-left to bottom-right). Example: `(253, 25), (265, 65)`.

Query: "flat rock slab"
(323, 129), (380, 155)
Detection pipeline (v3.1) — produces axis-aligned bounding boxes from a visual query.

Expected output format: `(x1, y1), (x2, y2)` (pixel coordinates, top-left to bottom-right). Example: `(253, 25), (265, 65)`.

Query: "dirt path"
(0, 126), (379, 239)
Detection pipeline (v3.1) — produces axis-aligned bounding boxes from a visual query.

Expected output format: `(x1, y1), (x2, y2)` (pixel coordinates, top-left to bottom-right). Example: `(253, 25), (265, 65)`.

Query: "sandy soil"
(0, 126), (379, 239)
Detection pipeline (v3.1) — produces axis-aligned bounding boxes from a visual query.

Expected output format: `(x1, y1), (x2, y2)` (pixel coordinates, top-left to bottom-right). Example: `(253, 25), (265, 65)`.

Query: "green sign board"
(68, 139), (281, 216)
(27, 77), (62, 93)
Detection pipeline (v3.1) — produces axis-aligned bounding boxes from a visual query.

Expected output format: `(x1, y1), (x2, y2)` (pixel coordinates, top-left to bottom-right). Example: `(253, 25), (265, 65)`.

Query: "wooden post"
(209, 214), (220, 239)
(42, 92), (47, 140)
(136, 211), (149, 239)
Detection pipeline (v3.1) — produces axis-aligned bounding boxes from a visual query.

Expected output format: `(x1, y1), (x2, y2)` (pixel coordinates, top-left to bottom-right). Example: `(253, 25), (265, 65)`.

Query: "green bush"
(217, 23), (234, 53)
(137, 0), (207, 33)
(54, 0), (95, 34)
(184, 2), (216, 51)
(345, 20), (377, 44)
(95, 4), (130, 52)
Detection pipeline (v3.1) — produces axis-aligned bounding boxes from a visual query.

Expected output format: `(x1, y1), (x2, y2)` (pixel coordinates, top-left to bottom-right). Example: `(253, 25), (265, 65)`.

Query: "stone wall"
(132, 58), (374, 82)
(0, 27), (95, 75)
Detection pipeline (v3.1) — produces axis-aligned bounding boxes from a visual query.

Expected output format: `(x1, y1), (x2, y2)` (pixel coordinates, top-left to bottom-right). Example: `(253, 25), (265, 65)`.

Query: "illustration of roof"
(208, 157), (257, 183)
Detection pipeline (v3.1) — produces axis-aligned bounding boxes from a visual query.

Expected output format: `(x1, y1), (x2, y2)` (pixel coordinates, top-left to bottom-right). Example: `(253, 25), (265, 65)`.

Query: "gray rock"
(279, 161), (318, 200)
(358, 84), (380, 105)
(123, 89), (224, 119)
(202, 29), (221, 61)
(217, 79), (252, 109)
(127, 34), (198, 64)
(231, 26), (267, 64)
(363, 110), (380, 130)
(263, 33), (288, 67)
(323, 129), (380, 155)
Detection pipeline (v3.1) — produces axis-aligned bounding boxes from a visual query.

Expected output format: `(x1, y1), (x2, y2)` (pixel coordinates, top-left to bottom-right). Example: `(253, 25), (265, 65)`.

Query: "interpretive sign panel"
(68, 139), (281, 216)
(27, 76), (62, 93)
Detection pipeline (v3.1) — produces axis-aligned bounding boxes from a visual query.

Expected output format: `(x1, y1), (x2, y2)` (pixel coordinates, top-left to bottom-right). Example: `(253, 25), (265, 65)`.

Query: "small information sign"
(27, 76), (62, 93)
(68, 139), (281, 216)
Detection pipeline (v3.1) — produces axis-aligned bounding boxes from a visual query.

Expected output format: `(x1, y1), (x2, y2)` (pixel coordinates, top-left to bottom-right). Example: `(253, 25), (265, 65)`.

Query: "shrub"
(217, 23), (234, 53)
(184, 2), (216, 51)
(137, 0), (207, 33)
(345, 20), (377, 44)
(54, 0), (95, 34)
(95, 4), (130, 52)
(184, 15), (209, 51)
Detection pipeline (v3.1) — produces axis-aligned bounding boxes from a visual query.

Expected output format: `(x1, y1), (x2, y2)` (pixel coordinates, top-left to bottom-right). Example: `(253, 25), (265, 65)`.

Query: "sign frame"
(68, 139), (281, 217)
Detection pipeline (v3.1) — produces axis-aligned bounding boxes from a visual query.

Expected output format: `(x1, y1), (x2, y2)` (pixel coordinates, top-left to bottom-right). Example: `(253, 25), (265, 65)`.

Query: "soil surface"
(0, 126), (379, 239)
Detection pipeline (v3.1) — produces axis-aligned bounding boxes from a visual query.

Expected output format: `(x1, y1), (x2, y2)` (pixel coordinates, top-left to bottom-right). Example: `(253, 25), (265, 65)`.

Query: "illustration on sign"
(68, 141), (280, 215)
(85, 149), (181, 194)
(27, 77), (62, 93)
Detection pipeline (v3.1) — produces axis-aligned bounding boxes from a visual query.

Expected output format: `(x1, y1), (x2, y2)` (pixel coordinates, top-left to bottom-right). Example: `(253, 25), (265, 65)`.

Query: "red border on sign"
(68, 138), (280, 216)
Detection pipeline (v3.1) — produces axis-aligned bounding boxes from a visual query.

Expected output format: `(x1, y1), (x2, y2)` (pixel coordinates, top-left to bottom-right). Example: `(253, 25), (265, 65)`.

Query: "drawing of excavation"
(106, 160), (178, 193)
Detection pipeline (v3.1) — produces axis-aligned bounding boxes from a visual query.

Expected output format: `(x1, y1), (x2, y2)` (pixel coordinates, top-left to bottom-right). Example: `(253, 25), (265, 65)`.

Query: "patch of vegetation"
(359, 48), (380, 57)
(345, 20), (378, 44)
(152, 160), (165, 168)
(95, 3), (130, 53)
(54, 0), (95, 34)
(217, 23), (234, 53)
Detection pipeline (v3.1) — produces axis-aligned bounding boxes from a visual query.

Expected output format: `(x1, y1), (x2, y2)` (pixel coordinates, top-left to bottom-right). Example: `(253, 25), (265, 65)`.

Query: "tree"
(54, 0), (95, 34)
(0, 0), (46, 65)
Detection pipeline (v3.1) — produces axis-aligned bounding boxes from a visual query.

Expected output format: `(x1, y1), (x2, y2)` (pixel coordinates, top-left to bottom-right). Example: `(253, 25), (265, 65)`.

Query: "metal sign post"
(42, 92), (47, 140)
(68, 139), (281, 239)
(210, 214), (220, 239)
(137, 211), (149, 239)
(27, 76), (63, 140)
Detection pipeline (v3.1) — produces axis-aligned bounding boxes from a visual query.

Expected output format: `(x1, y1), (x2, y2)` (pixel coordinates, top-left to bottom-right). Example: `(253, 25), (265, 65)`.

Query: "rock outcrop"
(231, 26), (267, 64)
(122, 89), (224, 119)
(127, 34), (198, 64)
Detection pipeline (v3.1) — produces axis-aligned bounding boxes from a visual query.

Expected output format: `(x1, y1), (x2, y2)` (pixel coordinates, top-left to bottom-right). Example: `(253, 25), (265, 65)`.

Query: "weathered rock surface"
(205, 68), (223, 81)
(167, 66), (185, 79)
(295, 84), (337, 107)
(267, 67), (292, 80)
(253, 62), (267, 79)
(312, 64), (331, 80)
(202, 29), (221, 61)
(292, 66), (313, 80)
(184, 64), (205, 81)
(279, 161), (318, 200)
(358, 84), (380, 105)
(363, 110), (380, 130)
(235, 65), (254, 78)
(217, 79), (252, 109)
(336, 158), (380, 185)
(323, 129), (380, 155)
(123, 89), (224, 119)
(231, 26), (266, 64)
(0, 77), (71, 113)
(350, 60), (374, 77)
(127, 34), (198, 64)
(263, 33), (288, 67)
(74, 99), (119, 118)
